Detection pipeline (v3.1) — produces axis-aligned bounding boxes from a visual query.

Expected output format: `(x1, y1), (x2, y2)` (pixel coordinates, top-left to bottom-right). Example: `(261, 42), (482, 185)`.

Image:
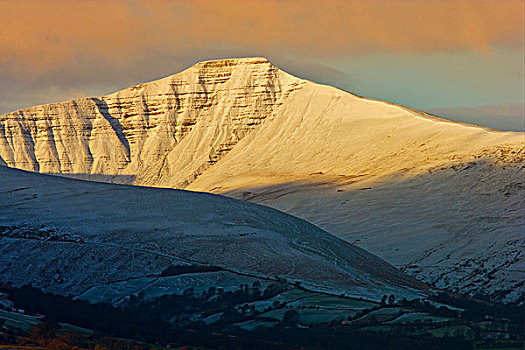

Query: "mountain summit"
(0, 57), (303, 183)
(1, 57), (523, 303)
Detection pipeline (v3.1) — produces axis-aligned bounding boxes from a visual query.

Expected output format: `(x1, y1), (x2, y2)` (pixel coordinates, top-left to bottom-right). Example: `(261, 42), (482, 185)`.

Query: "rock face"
(0, 58), (303, 186)
(0, 166), (426, 302)
(1, 57), (523, 303)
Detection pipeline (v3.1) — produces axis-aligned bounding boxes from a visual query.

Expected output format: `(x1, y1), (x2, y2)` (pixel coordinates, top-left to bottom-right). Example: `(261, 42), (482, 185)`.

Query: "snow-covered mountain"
(0, 57), (523, 302)
(0, 165), (427, 303)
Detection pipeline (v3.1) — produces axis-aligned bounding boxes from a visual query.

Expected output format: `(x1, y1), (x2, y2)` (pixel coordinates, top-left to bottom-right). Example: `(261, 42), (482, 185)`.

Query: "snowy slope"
(0, 57), (523, 302)
(0, 166), (427, 302)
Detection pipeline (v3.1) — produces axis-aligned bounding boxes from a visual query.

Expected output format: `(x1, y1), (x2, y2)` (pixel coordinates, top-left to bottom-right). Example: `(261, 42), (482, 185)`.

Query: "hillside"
(0, 57), (522, 302)
(0, 165), (426, 303)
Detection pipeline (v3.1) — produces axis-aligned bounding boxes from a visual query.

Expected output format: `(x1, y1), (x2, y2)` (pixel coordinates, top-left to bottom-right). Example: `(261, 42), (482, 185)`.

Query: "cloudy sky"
(1, 0), (523, 130)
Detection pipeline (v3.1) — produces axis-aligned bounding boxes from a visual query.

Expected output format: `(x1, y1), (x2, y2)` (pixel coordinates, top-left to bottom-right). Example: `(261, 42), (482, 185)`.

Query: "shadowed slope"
(0, 165), (427, 302)
(220, 154), (524, 303)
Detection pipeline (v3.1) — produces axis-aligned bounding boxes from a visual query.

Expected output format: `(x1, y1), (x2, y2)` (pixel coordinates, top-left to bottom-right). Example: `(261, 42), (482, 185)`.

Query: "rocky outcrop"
(0, 58), (304, 186)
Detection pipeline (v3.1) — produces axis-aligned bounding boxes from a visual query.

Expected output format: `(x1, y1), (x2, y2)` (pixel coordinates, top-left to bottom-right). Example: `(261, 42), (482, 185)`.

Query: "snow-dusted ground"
(226, 158), (524, 303)
(0, 166), (426, 303)
(0, 57), (522, 302)
(77, 272), (271, 305)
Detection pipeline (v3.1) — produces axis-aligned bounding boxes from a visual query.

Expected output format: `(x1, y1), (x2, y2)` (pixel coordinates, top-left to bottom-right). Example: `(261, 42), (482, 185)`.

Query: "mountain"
(0, 165), (426, 305)
(0, 57), (523, 303)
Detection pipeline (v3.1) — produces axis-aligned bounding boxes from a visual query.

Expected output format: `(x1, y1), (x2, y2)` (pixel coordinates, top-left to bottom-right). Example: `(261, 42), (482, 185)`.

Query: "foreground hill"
(0, 165), (426, 303)
(0, 57), (522, 302)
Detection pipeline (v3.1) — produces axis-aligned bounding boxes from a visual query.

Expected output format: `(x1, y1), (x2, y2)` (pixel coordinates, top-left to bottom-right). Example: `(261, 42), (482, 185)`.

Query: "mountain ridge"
(1, 57), (523, 303)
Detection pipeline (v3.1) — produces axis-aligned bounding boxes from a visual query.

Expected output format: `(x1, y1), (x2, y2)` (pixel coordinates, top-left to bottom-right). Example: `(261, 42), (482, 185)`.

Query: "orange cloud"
(0, 0), (523, 77)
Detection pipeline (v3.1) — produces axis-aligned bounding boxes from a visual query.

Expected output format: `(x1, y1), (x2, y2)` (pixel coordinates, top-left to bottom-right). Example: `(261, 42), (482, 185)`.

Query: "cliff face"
(1, 57), (523, 303)
(0, 58), (304, 186)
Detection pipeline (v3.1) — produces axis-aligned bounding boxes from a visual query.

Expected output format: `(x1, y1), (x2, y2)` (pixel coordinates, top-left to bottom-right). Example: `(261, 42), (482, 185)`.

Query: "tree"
(282, 309), (300, 327)
(252, 281), (261, 298)
(31, 318), (59, 339)
(388, 294), (396, 305)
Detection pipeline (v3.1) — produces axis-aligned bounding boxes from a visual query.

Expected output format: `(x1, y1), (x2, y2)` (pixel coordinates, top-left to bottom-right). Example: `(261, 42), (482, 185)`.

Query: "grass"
(58, 322), (94, 335)
(0, 309), (40, 330)
(235, 319), (279, 331)
(289, 295), (375, 309)
(473, 339), (525, 350)
(428, 325), (471, 337)
(387, 312), (451, 324)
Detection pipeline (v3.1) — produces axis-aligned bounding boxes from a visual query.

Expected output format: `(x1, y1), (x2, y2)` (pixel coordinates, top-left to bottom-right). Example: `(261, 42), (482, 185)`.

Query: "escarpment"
(0, 58), (304, 186)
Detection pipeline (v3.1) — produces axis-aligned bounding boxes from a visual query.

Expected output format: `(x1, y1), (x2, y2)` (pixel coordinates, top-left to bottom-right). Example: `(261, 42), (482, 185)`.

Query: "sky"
(1, 0), (524, 130)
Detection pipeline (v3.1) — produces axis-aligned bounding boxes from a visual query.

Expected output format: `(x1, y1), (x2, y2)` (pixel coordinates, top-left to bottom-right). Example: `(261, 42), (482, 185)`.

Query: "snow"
(0, 165), (425, 303)
(0, 57), (522, 302)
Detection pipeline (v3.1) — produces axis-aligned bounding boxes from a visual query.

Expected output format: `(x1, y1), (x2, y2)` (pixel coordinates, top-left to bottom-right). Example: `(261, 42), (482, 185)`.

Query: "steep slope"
(0, 58), (303, 185)
(0, 57), (523, 302)
(0, 165), (426, 303)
